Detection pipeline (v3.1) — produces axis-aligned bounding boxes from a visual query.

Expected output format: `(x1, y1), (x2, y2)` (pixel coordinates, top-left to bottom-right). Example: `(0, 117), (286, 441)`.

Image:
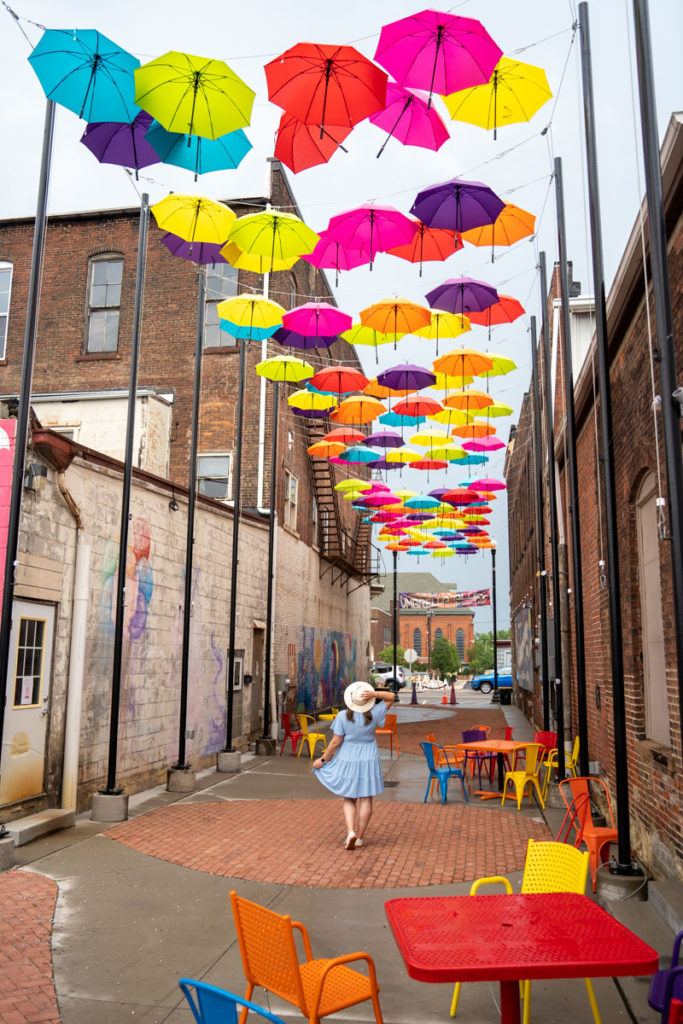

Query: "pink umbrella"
(462, 436), (506, 452)
(469, 477), (507, 491)
(360, 493), (402, 507)
(370, 511), (403, 522)
(283, 302), (352, 336)
(370, 83), (449, 158)
(374, 10), (502, 107)
(326, 204), (416, 270)
(302, 229), (371, 284)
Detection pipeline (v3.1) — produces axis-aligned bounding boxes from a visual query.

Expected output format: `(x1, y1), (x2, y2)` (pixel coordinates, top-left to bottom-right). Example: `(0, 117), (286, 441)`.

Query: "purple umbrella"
(273, 326), (338, 351)
(426, 277), (499, 328)
(364, 430), (405, 448)
(81, 111), (158, 180)
(161, 233), (228, 265)
(405, 512), (433, 522)
(428, 487), (451, 500)
(292, 408), (329, 420)
(411, 177), (504, 237)
(371, 458), (401, 471)
(377, 363), (436, 391)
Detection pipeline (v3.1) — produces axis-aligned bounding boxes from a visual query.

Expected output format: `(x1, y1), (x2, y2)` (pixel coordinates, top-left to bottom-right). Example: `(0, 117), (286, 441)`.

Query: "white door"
(0, 601), (55, 805)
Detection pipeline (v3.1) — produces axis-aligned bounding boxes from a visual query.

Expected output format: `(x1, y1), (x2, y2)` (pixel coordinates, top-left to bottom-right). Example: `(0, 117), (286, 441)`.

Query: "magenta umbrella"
(326, 204), (415, 270)
(374, 10), (502, 107)
(463, 436), (505, 452)
(370, 83), (449, 158)
(468, 477), (507, 491)
(302, 229), (370, 284)
(283, 301), (352, 336)
(358, 492), (402, 507)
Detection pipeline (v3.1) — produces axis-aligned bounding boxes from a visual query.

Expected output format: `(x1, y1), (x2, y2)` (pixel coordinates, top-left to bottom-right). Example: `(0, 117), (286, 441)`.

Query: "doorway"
(251, 628), (264, 733)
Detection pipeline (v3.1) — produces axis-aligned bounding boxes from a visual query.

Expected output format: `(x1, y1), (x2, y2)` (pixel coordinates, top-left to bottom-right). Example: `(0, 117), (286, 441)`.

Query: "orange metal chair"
(376, 713), (399, 757)
(296, 714), (327, 759)
(558, 776), (619, 891)
(501, 742), (545, 809)
(230, 890), (384, 1024)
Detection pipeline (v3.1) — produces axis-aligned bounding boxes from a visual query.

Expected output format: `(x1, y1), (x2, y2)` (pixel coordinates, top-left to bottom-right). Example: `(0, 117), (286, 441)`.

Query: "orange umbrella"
(363, 378), (412, 399)
(360, 299), (431, 339)
(330, 395), (386, 424)
(452, 422), (496, 438)
(307, 440), (346, 458)
(433, 347), (494, 378)
(324, 426), (365, 444)
(461, 203), (536, 261)
(387, 221), (463, 276)
(443, 388), (493, 412)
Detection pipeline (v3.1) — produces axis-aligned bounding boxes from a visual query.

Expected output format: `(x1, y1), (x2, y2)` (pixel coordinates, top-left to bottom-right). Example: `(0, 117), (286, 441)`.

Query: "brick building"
(505, 113), (683, 879)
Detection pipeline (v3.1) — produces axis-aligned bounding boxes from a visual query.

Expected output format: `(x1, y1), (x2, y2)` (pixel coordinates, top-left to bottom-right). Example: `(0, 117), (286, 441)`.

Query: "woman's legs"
(356, 797), (373, 838)
(343, 798), (357, 835)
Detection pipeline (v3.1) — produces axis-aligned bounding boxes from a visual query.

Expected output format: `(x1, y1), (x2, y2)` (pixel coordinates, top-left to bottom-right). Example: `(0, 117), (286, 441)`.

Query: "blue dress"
(314, 702), (387, 798)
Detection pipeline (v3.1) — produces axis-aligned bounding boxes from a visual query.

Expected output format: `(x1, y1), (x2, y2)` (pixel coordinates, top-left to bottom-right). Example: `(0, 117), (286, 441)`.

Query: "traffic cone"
(441, 692), (449, 704)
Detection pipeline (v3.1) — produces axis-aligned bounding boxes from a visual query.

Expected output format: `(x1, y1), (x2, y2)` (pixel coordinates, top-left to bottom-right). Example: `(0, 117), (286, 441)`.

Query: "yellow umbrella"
(342, 324), (396, 365)
(443, 389), (494, 412)
(434, 371), (474, 391)
(256, 355), (313, 383)
(410, 430), (452, 447)
(151, 194), (235, 243)
(334, 478), (372, 492)
(433, 348), (494, 378)
(228, 210), (319, 262)
(216, 294), (285, 339)
(385, 448), (419, 464)
(342, 490), (364, 502)
(414, 311), (471, 354)
(221, 241), (298, 274)
(442, 56), (553, 140)
(428, 408), (473, 427)
(424, 444), (465, 460)
(480, 353), (517, 378)
(288, 389), (337, 411)
(394, 488), (417, 500)
(431, 549), (456, 558)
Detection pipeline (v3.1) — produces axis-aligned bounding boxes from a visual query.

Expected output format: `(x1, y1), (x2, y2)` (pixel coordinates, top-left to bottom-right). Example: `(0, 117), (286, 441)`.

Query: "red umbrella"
(411, 459), (448, 471)
(265, 43), (388, 137)
(467, 294), (525, 338)
(387, 220), (462, 277)
(394, 395), (443, 417)
(310, 366), (369, 394)
(274, 112), (352, 172)
(443, 487), (480, 506)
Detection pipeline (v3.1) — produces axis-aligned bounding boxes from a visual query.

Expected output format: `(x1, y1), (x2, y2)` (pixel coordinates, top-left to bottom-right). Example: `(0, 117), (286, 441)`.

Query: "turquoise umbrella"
(28, 29), (140, 122)
(379, 411), (425, 428)
(219, 320), (279, 341)
(146, 120), (252, 180)
(404, 496), (440, 510)
(339, 446), (382, 463)
(451, 454), (489, 466)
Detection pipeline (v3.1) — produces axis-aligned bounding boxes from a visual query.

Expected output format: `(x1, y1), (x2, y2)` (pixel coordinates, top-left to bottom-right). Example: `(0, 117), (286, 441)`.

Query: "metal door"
(250, 629), (264, 733)
(0, 601), (55, 805)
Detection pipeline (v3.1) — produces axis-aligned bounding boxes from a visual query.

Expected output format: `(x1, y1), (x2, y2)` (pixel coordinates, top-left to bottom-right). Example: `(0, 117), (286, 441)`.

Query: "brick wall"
(399, 610), (474, 664)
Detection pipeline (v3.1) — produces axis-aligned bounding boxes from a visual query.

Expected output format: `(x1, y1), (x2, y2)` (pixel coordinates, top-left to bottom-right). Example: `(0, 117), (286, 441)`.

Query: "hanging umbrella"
(442, 56), (552, 140)
(434, 371), (474, 391)
(326, 205), (416, 270)
(433, 347), (494, 378)
(480, 353), (517, 378)
(411, 178), (504, 242)
(228, 211), (319, 265)
(342, 323), (396, 365)
(410, 430), (451, 447)
(145, 120), (251, 180)
(364, 430), (405, 448)
(377, 363), (436, 392)
(387, 222), (462, 278)
(288, 389), (337, 412)
(452, 422), (496, 438)
(360, 300), (431, 339)
(380, 411), (425, 428)
(161, 234), (227, 265)
(426, 277), (499, 328)
(394, 395), (443, 417)
(426, 444), (466, 460)
(359, 492), (402, 506)
(469, 478), (507, 491)
(370, 83), (449, 158)
(307, 440), (347, 458)
(334, 478), (372, 492)
(468, 294), (525, 336)
(463, 436), (505, 452)
(363, 378), (412, 400)
(411, 458), (448, 472)
(134, 51), (255, 138)
(272, 327), (338, 351)
(216, 294), (284, 340)
(324, 426), (365, 444)
(404, 495), (440, 510)
(256, 355), (313, 383)
(338, 446), (383, 464)
(302, 231), (371, 284)
(151, 195), (235, 244)
(220, 243), (298, 274)
(331, 396), (386, 425)
(452, 453), (489, 467)
(444, 389), (494, 412)
(461, 204), (536, 261)
(275, 113), (351, 172)
(283, 302), (352, 337)
(28, 28), (140, 122)
(443, 487), (480, 506)
(428, 408), (472, 427)
(292, 408), (330, 420)
(374, 10), (502, 106)
(385, 449), (420, 464)
(81, 111), (158, 179)
(309, 366), (368, 394)
(473, 402), (514, 418)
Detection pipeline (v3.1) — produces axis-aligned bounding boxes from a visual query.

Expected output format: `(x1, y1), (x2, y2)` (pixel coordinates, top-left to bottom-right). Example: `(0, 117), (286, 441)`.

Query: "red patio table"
(385, 892), (658, 1024)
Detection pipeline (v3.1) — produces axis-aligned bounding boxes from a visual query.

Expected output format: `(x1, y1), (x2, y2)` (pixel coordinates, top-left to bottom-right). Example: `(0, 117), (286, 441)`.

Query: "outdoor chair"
(668, 999), (683, 1024)
(501, 742), (545, 810)
(376, 713), (399, 757)
(504, 726), (515, 741)
(179, 978), (286, 1024)
(420, 741), (468, 804)
(542, 735), (580, 799)
(461, 728), (495, 787)
(296, 714), (327, 759)
(649, 930), (683, 1022)
(425, 732), (464, 797)
(558, 776), (618, 891)
(449, 839), (600, 1024)
(279, 712), (302, 756)
(230, 890), (384, 1024)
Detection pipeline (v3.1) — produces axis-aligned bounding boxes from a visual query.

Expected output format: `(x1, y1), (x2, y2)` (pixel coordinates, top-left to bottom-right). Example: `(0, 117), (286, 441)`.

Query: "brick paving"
(376, 704), (508, 754)
(0, 870), (60, 1024)
(107, 799), (550, 889)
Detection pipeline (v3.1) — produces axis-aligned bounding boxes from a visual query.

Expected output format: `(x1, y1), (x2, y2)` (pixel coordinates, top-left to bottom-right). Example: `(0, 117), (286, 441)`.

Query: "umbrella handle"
(320, 59), (333, 140)
(376, 97), (413, 159)
(427, 25), (445, 108)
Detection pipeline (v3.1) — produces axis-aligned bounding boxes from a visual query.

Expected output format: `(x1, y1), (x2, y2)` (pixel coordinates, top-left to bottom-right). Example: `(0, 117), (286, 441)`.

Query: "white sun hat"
(343, 681), (376, 713)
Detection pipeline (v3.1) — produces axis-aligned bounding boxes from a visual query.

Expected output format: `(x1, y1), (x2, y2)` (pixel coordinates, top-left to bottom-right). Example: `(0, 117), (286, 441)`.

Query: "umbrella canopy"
(326, 205), (415, 269)
(220, 243), (298, 274)
(388, 222), (462, 278)
(265, 43), (387, 132)
(288, 389), (337, 411)
(161, 234), (226, 265)
(461, 203), (536, 255)
(374, 10), (502, 106)
(134, 51), (255, 137)
(380, 411), (425, 428)
(480, 353), (517, 378)
(453, 422), (496, 438)
(443, 56), (552, 139)
(469, 477), (507, 491)
(411, 458), (448, 471)
(217, 294), (284, 339)
(151, 195), (235, 244)
(302, 231), (371, 282)
(325, 427), (365, 444)
(404, 495), (440, 510)
(444, 389), (494, 411)
(443, 487), (480, 506)
(385, 449), (420, 464)
(411, 177), (504, 236)
(364, 430), (404, 448)
(256, 355), (313, 383)
(363, 378), (411, 400)
(433, 347), (494, 377)
(307, 440), (346, 459)
(453, 454), (489, 466)
(275, 113), (351, 173)
(145, 120), (251, 179)
(330, 396), (386, 425)
(410, 430), (451, 447)
(394, 395), (443, 417)
(377, 363), (436, 392)
(292, 408), (329, 420)
(434, 371), (474, 390)
(426, 277), (499, 326)
(360, 300), (431, 337)
(228, 210), (319, 262)
(272, 327), (338, 351)
(309, 366), (368, 394)
(463, 436), (505, 452)
(81, 111), (158, 177)
(429, 408), (473, 427)
(29, 28), (140, 122)
(283, 302), (352, 337)
(370, 83), (449, 158)
(360, 492), (402, 506)
(468, 294), (525, 328)
(335, 478), (372, 492)
(474, 402), (514, 418)
(338, 445), (382, 464)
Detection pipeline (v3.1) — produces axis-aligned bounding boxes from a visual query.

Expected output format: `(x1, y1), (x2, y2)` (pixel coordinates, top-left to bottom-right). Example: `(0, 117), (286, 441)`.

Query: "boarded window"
(456, 628), (465, 660)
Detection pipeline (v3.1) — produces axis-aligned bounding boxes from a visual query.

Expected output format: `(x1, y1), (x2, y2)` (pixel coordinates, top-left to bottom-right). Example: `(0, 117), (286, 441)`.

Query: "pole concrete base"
(217, 750), (241, 773)
(91, 792), (129, 823)
(255, 738), (276, 755)
(596, 861), (647, 903)
(0, 834), (14, 871)
(167, 768), (196, 793)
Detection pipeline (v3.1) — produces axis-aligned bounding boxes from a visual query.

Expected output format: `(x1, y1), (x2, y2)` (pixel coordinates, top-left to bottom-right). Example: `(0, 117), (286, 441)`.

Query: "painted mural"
(295, 627), (359, 710)
(0, 419), (17, 619)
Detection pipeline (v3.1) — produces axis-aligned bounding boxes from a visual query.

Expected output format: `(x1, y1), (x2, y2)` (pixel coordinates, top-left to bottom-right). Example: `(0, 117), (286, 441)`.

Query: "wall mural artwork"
(296, 627), (358, 710)
(514, 604), (534, 692)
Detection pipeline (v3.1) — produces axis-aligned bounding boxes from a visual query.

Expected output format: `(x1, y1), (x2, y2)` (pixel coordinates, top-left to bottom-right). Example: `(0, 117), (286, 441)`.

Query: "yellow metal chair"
(450, 840), (600, 1024)
(501, 742), (545, 810)
(542, 736), (580, 801)
(296, 714), (327, 759)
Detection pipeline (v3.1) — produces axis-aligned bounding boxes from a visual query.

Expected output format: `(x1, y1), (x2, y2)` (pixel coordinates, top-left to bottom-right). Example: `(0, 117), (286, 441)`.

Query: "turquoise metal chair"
(179, 979), (287, 1024)
(420, 741), (469, 804)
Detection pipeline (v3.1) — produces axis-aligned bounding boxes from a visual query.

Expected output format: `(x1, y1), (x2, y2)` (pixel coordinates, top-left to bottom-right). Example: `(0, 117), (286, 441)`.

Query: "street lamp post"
(490, 545), (500, 704)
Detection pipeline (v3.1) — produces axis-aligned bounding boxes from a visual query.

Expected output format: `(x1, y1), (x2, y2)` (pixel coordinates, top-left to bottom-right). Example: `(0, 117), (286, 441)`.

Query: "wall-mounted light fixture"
(169, 492), (180, 512)
(23, 461), (48, 492)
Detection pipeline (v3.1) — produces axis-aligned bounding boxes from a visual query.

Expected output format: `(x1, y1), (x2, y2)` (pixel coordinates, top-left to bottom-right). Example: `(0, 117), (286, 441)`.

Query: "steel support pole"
(491, 547), (499, 703)
(579, 2), (633, 864)
(632, 0), (683, 759)
(530, 316), (551, 729)
(392, 549), (399, 701)
(103, 193), (150, 795)
(539, 251), (566, 777)
(225, 337), (247, 751)
(0, 101), (55, 834)
(174, 267), (206, 770)
(263, 381), (279, 740)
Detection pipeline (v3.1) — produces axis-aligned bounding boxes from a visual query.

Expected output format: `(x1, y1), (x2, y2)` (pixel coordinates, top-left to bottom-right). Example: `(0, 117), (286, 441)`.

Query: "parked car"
(470, 672), (513, 695)
(372, 662), (406, 688)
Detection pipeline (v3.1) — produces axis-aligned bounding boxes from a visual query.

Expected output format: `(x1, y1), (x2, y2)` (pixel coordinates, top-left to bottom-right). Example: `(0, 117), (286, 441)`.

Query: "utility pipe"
(61, 539), (90, 812)
(529, 317), (551, 729)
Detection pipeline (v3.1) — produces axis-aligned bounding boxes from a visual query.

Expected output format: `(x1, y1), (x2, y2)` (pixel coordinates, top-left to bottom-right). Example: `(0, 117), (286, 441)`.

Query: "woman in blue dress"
(313, 681), (395, 849)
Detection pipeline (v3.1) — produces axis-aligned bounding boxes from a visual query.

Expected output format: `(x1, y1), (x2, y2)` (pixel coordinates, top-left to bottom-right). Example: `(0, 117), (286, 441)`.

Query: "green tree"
(376, 644), (406, 668)
(430, 636), (460, 675)
(467, 632), (494, 674)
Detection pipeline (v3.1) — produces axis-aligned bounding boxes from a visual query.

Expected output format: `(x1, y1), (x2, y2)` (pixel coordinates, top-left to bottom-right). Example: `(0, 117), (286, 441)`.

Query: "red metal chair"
(504, 726), (515, 741)
(279, 712), (302, 756)
(669, 999), (683, 1024)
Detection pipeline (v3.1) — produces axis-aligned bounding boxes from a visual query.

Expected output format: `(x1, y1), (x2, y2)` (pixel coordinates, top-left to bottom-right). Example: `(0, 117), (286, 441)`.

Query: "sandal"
(344, 832), (357, 850)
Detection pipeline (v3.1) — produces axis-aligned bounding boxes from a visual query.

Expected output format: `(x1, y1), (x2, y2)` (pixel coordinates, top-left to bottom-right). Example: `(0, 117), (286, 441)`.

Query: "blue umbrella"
(379, 411), (425, 428)
(146, 120), (252, 181)
(219, 319), (278, 341)
(451, 453), (489, 466)
(338, 446), (382, 464)
(28, 29), (140, 122)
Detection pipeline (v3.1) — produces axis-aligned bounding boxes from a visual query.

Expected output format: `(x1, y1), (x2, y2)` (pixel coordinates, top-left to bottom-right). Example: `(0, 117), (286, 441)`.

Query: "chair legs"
(439, 776), (449, 804)
(449, 981), (461, 1017)
(519, 977), (600, 1024)
(584, 978), (602, 1023)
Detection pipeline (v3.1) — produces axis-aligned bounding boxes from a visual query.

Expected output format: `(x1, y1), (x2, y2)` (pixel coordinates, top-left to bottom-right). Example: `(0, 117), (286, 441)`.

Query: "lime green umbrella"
(256, 355), (313, 383)
(134, 51), (255, 138)
(228, 211), (319, 267)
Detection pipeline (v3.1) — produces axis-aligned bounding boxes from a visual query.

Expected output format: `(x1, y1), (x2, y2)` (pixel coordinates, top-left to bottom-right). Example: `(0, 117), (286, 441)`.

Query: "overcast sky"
(1, 0), (681, 629)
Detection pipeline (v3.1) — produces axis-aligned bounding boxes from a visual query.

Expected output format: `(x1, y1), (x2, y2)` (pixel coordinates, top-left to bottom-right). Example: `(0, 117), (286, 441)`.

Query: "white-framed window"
(0, 262), (12, 360)
(311, 495), (319, 548)
(50, 425), (79, 442)
(86, 256), (123, 353)
(284, 470), (298, 530)
(204, 264), (238, 349)
(197, 452), (232, 500)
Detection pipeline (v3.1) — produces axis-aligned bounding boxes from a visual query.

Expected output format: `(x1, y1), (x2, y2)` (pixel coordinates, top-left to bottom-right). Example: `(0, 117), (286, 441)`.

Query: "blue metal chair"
(179, 979), (287, 1024)
(648, 930), (683, 1022)
(420, 741), (468, 804)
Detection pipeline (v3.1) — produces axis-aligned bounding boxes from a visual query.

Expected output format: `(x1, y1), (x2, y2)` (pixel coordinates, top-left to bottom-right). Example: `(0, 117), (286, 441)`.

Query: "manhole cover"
(384, 781), (400, 788)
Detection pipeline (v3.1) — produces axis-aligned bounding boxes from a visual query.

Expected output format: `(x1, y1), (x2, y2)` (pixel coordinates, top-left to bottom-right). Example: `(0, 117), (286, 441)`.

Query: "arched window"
(636, 473), (670, 744)
(86, 255), (123, 352)
(413, 627), (422, 656)
(435, 627), (444, 641)
(456, 629), (465, 660)
(0, 261), (12, 360)
(288, 271), (298, 308)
